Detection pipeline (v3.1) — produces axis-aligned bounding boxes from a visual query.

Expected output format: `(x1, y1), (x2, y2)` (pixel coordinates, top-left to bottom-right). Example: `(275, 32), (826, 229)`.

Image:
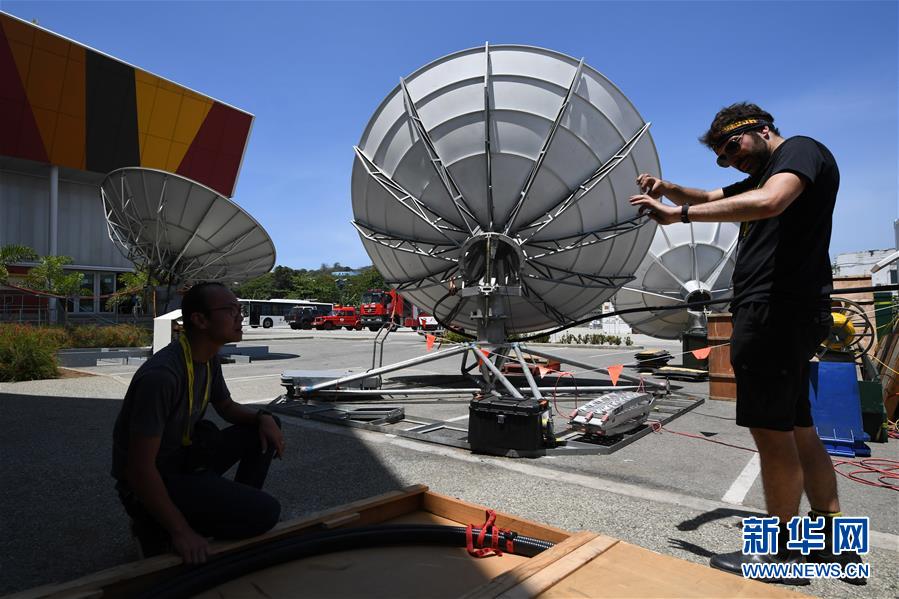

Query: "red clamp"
(466, 509), (514, 558)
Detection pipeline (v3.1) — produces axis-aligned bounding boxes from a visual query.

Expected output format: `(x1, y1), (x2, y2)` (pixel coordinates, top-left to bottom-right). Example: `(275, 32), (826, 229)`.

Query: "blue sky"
(4, 0), (897, 270)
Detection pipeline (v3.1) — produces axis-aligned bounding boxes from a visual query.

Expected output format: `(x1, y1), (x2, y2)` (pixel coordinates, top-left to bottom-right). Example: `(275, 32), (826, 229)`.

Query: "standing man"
(112, 282), (285, 564)
(630, 103), (863, 584)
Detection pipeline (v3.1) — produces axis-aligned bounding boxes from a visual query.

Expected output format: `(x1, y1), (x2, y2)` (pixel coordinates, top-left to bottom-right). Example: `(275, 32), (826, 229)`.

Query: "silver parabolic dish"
(101, 167), (275, 283)
(613, 222), (738, 339)
(352, 45), (660, 335)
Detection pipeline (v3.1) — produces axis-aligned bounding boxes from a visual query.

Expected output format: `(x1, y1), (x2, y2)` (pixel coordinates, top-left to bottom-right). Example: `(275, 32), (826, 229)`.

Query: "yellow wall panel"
(141, 134), (172, 171)
(32, 25), (69, 58)
(27, 47), (66, 109)
(134, 69), (157, 85)
(51, 113), (86, 169)
(172, 95), (212, 144)
(0, 14), (35, 44)
(157, 79), (185, 94)
(148, 87), (181, 139)
(135, 79), (158, 134)
(58, 45), (84, 117)
(135, 70), (161, 162)
(166, 141), (189, 172)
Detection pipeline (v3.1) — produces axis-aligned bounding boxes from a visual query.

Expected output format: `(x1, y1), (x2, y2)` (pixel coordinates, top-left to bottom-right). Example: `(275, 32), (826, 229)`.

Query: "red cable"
(550, 371), (578, 418)
(647, 422), (899, 491)
(831, 458), (899, 491)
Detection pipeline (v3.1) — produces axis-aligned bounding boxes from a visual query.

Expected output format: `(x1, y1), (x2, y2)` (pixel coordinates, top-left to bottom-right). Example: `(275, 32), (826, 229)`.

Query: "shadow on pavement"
(0, 392), (407, 594)
(676, 506), (760, 531)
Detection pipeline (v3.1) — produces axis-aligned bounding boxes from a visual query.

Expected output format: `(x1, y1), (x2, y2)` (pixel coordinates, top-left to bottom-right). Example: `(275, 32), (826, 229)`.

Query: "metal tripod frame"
(287, 339), (666, 401)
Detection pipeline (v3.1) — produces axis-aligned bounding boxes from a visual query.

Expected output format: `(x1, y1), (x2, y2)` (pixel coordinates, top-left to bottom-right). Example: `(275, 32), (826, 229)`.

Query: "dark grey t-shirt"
(111, 339), (230, 480)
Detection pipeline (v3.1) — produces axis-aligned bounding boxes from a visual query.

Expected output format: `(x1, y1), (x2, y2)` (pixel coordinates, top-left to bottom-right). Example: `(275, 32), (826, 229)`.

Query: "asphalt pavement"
(1, 327), (896, 597)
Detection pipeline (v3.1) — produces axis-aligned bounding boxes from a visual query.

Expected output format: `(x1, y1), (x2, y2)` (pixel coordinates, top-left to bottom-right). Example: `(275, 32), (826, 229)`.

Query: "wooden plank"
(14, 485), (428, 599)
(833, 275), (874, 306)
(422, 491), (571, 544)
(460, 531), (599, 599)
(539, 541), (811, 598)
(500, 535), (619, 599)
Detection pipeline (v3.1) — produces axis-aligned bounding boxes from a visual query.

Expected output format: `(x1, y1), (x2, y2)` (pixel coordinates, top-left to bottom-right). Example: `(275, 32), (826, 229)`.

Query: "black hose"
(137, 524), (555, 599)
(433, 291), (475, 339)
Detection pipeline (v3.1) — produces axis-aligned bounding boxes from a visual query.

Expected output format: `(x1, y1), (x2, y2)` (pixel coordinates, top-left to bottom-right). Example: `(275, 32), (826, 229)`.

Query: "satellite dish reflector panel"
(613, 221), (738, 339)
(101, 168), (275, 283)
(351, 45), (660, 334)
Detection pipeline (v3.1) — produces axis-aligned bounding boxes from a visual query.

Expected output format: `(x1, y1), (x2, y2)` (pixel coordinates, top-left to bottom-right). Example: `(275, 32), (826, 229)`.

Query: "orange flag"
(691, 346), (712, 360)
(477, 348), (491, 366)
(607, 364), (624, 386)
(426, 334), (435, 352)
(537, 365), (551, 379)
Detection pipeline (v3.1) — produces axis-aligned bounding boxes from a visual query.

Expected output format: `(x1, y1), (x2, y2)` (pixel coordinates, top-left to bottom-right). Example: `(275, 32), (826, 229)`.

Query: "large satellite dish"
(101, 167), (275, 284)
(351, 45), (660, 340)
(613, 222), (738, 339)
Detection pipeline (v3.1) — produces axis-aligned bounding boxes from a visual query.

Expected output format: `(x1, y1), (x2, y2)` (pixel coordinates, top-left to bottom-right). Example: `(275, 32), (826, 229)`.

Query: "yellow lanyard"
(179, 333), (211, 446)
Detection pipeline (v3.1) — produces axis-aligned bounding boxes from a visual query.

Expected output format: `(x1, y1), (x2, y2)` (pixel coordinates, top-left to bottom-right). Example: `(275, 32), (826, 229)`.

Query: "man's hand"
(171, 527), (210, 565)
(636, 173), (669, 199)
(258, 415), (285, 458)
(629, 194), (679, 225)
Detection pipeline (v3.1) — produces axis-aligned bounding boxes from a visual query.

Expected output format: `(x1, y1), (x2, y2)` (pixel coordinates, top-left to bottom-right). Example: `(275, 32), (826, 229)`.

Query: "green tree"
(0, 244), (38, 283)
(25, 255), (85, 326)
(271, 266), (296, 297)
(345, 267), (386, 305)
(232, 272), (276, 299)
(104, 267), (158, 316)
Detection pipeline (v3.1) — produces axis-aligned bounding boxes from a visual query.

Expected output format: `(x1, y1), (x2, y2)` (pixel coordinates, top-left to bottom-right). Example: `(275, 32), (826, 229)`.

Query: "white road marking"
(445, 414), (469, 422)
(721, 453), (761, 505)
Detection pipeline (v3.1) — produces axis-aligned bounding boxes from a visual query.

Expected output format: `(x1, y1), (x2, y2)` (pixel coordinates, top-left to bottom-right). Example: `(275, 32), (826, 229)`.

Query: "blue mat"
(808, 362), (871, 458)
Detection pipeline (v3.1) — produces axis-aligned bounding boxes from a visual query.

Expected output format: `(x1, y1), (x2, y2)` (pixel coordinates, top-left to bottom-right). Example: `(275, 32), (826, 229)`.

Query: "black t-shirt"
(723, 136), (838, 311)
(111, 340), (230, 480)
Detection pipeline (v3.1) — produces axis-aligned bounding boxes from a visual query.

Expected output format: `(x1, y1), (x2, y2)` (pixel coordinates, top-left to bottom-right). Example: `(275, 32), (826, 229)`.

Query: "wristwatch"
(256, 409), (273, 425)
(681, 204), (690, 223)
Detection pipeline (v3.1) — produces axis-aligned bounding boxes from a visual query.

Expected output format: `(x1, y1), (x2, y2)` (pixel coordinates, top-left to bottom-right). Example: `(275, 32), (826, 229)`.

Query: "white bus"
(239, 298), (332, 329)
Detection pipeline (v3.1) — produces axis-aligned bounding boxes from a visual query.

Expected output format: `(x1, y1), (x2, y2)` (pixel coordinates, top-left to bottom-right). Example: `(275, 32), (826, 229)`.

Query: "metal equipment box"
(467, 397), (551, 455)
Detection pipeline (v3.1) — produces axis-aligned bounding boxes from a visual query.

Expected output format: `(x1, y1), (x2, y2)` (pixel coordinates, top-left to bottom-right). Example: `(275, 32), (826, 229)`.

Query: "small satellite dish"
(351, 44), (660, 339)
(613, 221), (738, 339)
(101, 167), (275, 284)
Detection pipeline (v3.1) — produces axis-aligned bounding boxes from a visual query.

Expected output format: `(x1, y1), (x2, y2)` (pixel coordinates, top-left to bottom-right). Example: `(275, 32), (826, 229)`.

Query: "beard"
(745, 133), (772, 176)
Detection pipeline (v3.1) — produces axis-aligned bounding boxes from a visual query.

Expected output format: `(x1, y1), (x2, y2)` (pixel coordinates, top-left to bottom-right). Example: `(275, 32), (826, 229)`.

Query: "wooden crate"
(14, 485), (806, 599)
(708, 312), (736, 402)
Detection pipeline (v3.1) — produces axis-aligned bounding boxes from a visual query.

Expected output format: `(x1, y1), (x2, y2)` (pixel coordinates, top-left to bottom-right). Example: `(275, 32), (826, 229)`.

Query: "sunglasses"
(208, 304), (242, 318)
(715, 133), (745, 167)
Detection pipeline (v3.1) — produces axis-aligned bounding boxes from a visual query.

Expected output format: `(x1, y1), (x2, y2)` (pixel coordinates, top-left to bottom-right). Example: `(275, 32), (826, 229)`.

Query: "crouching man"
(112, 282), (285, 564)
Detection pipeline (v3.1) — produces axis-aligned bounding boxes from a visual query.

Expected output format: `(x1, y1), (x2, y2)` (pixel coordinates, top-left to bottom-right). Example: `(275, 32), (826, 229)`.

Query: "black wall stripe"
(85, 50), (140, 173)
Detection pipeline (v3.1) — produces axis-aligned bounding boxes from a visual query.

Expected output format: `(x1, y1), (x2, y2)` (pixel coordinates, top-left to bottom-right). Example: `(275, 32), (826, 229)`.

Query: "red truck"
(360, 289), (439, 332)
(360, 289), (406, 331)
(312, 306), (363, 330)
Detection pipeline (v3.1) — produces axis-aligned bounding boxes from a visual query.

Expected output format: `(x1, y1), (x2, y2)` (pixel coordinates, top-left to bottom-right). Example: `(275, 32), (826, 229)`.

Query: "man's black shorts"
(730, 302), (831, 431)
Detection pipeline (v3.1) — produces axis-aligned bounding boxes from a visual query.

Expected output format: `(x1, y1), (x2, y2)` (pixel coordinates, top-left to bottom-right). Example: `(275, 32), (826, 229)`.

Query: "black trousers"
(730, 303), (831, 431)
(118, 418), (281, 553)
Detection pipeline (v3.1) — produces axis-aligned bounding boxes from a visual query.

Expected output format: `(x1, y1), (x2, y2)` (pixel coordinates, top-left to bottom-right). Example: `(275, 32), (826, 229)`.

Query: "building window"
(100, 273), (116, 313)
(78, 272), (96, 313)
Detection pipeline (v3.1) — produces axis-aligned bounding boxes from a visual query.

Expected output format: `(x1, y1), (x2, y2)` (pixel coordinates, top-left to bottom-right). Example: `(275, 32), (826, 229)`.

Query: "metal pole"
(512, 343), (543, 400)
(472, 345), (524, 399)
(314, 385), (641, 396)
(49, 165), (59, 324)
(521, 347), (666, 391)
(300, 343), (471, 393)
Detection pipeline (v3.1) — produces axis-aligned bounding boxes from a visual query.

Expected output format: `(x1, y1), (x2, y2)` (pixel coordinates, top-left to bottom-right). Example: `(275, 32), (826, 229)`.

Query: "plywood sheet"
(539, 541), (809, 599)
